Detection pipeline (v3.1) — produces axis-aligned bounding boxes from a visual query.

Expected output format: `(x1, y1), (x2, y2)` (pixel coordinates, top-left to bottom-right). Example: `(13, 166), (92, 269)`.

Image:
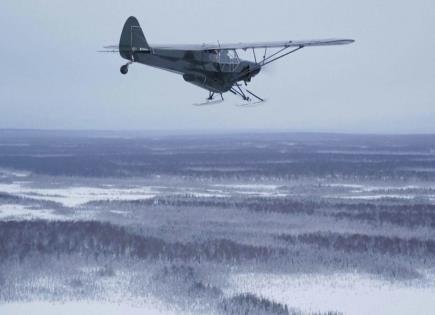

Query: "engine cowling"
(238, 63), (261, 83)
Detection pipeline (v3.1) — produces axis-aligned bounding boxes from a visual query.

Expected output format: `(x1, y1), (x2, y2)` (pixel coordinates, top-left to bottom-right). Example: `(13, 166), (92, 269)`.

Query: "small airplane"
(101, 16), (354, 105)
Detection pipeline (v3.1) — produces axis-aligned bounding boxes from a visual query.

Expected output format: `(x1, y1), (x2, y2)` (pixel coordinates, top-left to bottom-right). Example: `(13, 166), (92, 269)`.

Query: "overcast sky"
(0, 0), (434, 133)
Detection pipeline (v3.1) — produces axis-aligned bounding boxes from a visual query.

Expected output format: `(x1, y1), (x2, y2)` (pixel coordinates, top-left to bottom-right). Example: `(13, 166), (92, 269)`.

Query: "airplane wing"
(100, 39), (354, 53)
(152, 39), (354, 51)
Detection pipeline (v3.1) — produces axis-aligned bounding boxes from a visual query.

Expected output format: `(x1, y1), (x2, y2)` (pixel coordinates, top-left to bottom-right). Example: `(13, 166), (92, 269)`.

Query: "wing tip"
(342, 39), (355, 44)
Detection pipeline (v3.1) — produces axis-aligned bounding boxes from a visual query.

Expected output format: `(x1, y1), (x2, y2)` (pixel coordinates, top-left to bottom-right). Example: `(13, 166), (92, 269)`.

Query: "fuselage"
(126, 49), (261, 93)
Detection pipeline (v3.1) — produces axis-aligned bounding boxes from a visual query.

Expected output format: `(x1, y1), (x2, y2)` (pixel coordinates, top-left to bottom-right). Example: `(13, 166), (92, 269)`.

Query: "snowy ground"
(0, 204), (66, 221)
(226, 272), (435, 315)
(1, 132), (435, 315)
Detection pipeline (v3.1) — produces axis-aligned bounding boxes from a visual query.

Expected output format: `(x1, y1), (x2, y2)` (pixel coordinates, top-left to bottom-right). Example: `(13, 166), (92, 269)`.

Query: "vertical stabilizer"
(119, 16), (150, 60)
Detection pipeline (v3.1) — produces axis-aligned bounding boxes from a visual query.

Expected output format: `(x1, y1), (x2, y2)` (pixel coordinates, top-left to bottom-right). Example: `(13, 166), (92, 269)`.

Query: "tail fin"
(119, 16), (150, 60)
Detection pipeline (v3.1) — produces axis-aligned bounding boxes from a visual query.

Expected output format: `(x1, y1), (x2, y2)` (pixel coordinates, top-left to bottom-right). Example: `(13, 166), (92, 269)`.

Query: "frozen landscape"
(0, 130), (434, 315)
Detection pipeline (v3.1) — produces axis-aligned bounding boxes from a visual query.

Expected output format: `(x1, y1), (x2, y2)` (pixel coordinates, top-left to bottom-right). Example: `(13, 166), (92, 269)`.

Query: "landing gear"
(206, 92), (224, 101)
(120, 64), (129, 75)
(232, 85), (251, 101)
(193, 91), (224, 106)
(120, 60), (133, 75)
(231, 84), (265, 106)
(246, 89), (264, 102)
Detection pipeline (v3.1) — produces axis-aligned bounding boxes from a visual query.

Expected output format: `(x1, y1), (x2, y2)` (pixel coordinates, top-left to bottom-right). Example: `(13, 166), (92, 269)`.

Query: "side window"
(206, 50), (219, 62)
(205, 49), (239, 65)
(219, 50), (239, 64)
(226, 50), (239, 64)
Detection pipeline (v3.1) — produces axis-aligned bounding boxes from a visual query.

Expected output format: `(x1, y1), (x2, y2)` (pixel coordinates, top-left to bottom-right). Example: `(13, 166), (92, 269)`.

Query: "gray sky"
(1, 0), (434, 133)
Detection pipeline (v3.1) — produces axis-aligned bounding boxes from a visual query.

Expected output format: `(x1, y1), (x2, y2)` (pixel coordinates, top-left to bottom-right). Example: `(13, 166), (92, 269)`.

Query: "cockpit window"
(219, 50), (239, 64)
(207, 49), (240, 64)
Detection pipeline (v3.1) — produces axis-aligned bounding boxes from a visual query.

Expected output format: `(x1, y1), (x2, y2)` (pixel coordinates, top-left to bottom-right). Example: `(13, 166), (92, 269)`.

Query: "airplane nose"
(250, 64), (261, 76)
(239, 63), (262, 83)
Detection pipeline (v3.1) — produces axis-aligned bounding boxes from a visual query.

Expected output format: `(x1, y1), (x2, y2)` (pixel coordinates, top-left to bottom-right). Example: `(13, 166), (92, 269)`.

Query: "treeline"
(220, 293), (343, 315)
(277, 232), (435, 257)
(147, 264), (340, 315)
(90, 195), (319, 215)
(152, 265), (332, 315)
(332, 203), (435, 227)
(91, 195), (435, 228)
(1, 133), (435, 179)
(0, 192), (24, 203)
(0, 221), (281, 263)
(221, 293), (290, 315)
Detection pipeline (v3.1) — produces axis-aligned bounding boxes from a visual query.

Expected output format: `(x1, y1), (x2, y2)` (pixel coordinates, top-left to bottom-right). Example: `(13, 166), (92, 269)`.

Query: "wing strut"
(260, 46), (304, 67)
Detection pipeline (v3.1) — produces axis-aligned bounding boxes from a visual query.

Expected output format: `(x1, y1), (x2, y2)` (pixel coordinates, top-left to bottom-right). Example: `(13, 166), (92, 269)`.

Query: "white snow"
(360, 185), (435, 192)
(326, 183), (364, 189)
(0, 204), (66, 221)
(214, 184), (281, 190)
(322, 183), (435, 202)
(0, 168), (30, 178)
(326, 183), (435, 192)
(332, 194), (419, 200)
(211, 184), (287, 197)
(181, 192), (228, 198)
(0, 183), (157, 207)
(0, 182), (289, 207)
(226, 272), (435, 315)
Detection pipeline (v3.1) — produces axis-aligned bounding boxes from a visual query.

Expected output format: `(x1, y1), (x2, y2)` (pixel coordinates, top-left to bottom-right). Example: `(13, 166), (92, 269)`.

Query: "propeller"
(260, 61), (277, 76)
(238, 64), (262, 83)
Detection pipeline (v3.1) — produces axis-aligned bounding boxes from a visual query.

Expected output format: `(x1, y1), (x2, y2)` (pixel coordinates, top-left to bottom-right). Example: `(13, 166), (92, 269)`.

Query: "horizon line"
(1, 128), (435, 137)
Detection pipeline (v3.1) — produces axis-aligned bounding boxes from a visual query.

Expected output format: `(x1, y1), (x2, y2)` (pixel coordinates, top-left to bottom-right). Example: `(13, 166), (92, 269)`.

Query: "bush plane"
(101, 16), (354, 105)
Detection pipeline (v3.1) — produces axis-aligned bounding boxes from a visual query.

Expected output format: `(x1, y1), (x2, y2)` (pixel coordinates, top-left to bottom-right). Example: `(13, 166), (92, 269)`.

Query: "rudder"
(119, 16), (150, 60)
